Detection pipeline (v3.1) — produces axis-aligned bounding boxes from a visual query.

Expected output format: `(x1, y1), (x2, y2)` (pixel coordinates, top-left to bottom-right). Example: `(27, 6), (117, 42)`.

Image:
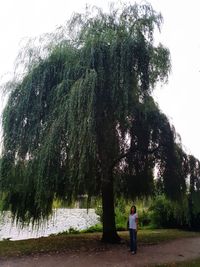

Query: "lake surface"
(0, 208), (99, 241)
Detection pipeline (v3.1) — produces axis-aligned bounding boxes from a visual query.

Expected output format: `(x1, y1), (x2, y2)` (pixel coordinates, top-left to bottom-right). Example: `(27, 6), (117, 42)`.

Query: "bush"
(81, 224), (102, 233)
(149, 195), (189, 228)
(115, 198), (128, 231)
(139, 209), (151, 227)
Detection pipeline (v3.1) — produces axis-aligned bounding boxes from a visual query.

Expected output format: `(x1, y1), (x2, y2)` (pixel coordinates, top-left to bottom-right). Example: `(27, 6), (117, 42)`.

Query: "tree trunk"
(101, 171), (121, 243)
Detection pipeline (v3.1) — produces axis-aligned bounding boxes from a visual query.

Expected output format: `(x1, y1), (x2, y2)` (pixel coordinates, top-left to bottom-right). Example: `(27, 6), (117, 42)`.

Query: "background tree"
(0, 3), (194, 242)
(187, 155), (200, 228)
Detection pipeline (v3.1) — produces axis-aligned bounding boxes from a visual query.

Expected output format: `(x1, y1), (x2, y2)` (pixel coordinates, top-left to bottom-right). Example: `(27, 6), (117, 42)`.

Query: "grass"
(156, 258), (200, 267)
(136, 228), (200, 245)
(0, 229), (200, 259)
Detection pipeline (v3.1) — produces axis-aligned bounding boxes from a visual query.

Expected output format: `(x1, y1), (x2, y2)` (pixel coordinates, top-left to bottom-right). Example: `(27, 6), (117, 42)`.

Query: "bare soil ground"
(1, 236), (200, 267)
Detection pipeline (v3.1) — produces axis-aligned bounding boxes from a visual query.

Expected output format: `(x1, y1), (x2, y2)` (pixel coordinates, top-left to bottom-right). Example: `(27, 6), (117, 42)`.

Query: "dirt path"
(1, 237), (200, 267)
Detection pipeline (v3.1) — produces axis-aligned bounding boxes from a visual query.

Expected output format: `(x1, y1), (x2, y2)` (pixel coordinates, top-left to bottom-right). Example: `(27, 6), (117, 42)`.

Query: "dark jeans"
(129, 229), (137, 252)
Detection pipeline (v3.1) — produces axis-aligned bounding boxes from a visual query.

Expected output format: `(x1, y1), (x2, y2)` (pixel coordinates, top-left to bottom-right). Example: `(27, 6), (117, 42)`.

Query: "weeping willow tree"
(0, 3), (192, 242)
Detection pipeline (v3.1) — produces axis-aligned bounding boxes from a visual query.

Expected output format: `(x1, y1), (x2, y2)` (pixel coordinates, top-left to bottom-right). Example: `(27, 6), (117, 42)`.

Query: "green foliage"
(66, 227), (80, 234)
(95, 198), (130, 231)
(112, 194), (200, 230)
(115, 198), (128, 230)
(95, 202), (103, 223)
(149, 195), (189, 228)
(1, 2), (199, 231)
(49, 227), (80, 236)
(192, 192), (200, 215)
(139, 208), (152, 227)
(81, 224), (102, 233)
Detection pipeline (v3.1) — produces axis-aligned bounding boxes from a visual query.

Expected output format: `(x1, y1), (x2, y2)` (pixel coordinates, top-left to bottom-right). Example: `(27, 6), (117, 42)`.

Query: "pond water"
(0, 208), (100, 241)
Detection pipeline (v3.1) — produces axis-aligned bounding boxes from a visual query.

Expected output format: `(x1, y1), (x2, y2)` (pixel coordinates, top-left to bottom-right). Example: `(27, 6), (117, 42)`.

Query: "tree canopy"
(0, 3), (200, 242)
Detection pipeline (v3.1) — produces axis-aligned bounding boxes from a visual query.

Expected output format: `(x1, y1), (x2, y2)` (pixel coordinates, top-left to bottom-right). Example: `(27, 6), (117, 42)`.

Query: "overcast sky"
(0, 0), (200, 159)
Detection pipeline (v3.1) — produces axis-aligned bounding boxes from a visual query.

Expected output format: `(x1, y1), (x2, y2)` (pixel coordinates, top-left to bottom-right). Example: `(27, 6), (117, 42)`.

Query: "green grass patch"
(136, 229), (200, 245)
(156, 258), (200, 267)
(0, 232), (103, 258)
(0, 229), (199, 259)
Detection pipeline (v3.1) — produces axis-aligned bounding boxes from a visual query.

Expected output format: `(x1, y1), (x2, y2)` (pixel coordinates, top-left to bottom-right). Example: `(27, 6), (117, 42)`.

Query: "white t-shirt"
(129, 213), (138, 229)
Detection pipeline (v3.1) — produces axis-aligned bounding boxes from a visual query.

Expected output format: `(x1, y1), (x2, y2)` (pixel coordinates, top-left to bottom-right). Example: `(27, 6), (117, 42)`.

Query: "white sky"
(0, 0), (200, 159)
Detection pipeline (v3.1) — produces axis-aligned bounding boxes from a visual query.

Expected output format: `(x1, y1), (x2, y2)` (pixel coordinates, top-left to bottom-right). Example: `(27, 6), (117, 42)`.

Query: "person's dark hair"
(130, 205), (136, 214)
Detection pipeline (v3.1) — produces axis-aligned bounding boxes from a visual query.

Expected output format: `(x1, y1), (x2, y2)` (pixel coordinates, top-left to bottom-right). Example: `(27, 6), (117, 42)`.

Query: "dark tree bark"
(101, 171), (121, 243)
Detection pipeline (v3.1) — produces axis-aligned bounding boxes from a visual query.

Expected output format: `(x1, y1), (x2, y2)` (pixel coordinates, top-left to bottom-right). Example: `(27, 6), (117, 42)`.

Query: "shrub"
(81, 224), (102, 233)
(139, 209), (151, 227)
(115, 198), (128, 231)
(149, 195), (189, 228)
